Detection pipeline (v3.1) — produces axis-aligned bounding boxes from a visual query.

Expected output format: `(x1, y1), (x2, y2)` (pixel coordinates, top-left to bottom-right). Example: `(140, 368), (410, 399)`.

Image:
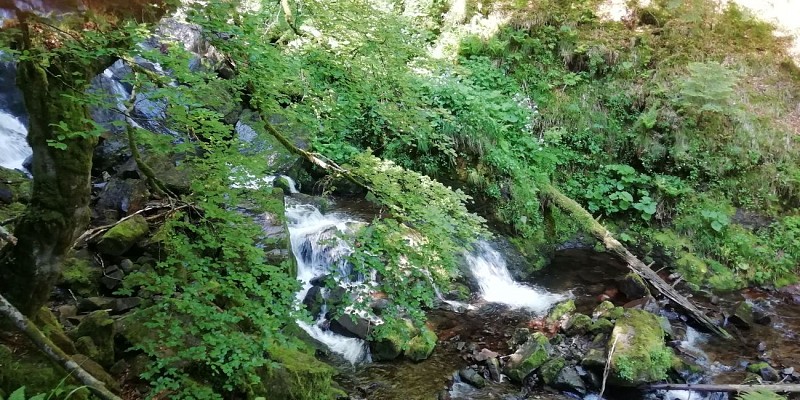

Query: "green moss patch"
(609, 309), (673, 386)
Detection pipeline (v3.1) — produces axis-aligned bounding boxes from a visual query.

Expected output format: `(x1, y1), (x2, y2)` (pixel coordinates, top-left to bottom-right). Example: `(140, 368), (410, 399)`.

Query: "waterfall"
(286, 202), (369, 364)
(0, 111), (30, 171)
(465, 241), (565, 314)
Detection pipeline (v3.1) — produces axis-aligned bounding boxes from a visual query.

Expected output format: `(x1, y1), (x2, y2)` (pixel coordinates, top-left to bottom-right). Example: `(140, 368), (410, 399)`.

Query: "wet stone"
(459, 367), (486, 388)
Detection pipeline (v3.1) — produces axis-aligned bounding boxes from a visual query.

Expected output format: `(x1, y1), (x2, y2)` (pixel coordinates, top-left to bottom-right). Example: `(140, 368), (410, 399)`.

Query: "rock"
(33, 307), (77, 355)
(302, 286), (324, 317)
(405, 328), (437, 361)
(593, 300), (624, 319)
(608, 309), (673, 386)
(59, 252), (102, 297)
(274, 175), (297, 195)
(486, 357), (502, 382)
(581, 348), (607, 370)
(437, 390), (452, 400)
(0, 184), (13, 204)
(619, 273), (650, 300)
(75, 336), (101, 361)
(70, 310), (116, 368)
(783, 367), (795, 375)
(730, 301), (754, 329)
(589, 318), (614, 334)
(255, 346), (337, 399)
(474, 348), (499, 362)
(503, 332), (551, 382)
(370, 335), (405, 361)
(93, 178), (150, 225)
(97, 214), (150, 256)
(70, 354), (120, 391)
(56, 304), (78, 323)
(330, 314), (371, 339)
(547, 300), (576, 324)
(753, 309), (772, 325)
(511, 328), (531, 346)
(78, 296), (116, 313)
(540, 357), (566, 386)
(119, 258), (136, 274)
(747, 362), (779, 381)
(554, 366), (587, 396)
(109, 359), (129, 377)
(114, 297), (142, 313)
(565, 314), (592, 336)
(458, 368), (486, 388)
(100, 265), (125, 291)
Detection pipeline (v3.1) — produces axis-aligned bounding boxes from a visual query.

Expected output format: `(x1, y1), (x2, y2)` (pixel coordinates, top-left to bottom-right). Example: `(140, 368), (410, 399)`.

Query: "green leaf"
(8, 387), (26, 400)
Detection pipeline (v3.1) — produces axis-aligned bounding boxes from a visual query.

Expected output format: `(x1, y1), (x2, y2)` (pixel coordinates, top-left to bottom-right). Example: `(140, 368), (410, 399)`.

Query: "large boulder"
(97, 214), (150, 256)
(608, 309), (673, 386)
(69, 310), (116, 368)
(503, 332), (551, 382)
(256, 346), (340, 400)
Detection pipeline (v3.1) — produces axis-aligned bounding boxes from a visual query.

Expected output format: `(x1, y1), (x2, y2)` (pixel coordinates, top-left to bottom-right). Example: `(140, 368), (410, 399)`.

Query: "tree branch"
(646, 383), (800, 393)
(0, 294), (122, 400)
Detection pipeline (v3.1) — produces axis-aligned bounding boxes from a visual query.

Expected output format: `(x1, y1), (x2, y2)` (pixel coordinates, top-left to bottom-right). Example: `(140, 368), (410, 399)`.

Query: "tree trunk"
(0, 17), (98, 316)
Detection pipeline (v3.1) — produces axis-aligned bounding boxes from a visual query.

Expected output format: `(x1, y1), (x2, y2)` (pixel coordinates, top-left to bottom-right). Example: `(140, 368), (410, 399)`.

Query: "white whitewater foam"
(0, 111), (31, 171)
(286, 203), (368, 363)
(465, 241), (565, 314)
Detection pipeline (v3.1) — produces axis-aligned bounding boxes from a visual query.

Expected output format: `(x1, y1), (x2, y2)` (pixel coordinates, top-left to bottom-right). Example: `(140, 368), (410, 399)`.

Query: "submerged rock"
(608, 309), (672, 386)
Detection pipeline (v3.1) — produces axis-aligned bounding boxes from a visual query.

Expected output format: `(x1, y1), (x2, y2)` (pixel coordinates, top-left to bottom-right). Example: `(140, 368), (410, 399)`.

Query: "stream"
(280, 197), (800, 400)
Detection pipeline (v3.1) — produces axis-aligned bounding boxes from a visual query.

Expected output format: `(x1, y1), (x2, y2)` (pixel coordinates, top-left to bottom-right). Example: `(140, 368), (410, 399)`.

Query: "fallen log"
(542, 184), (732, 339)
(0, 293), (122, 400)
(647, 383), (800, 393)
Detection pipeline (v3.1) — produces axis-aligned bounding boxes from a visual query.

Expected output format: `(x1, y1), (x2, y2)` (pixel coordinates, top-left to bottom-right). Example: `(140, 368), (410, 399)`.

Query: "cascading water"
(465, 241), (565, 313)
(0, 111), (30, 171)
(0, 52), (31, 171)
(286, 202), (369, 364)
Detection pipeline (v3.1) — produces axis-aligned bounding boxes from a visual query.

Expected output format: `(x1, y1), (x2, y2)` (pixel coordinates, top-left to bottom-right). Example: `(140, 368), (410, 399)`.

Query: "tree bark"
(541, 183), (732, 339)
(0, 16), (100, 316)
(0, 293), (122, 400)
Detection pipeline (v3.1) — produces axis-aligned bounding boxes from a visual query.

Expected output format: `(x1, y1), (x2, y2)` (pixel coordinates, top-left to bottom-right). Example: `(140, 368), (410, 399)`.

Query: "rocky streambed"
(329, 246), (800, 400)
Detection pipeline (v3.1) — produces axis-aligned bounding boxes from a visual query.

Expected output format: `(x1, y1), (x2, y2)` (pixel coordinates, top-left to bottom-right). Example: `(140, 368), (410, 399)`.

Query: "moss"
(59, 256), (101, 297)
(590, 318), (614, 334)
(97, 214), (150, 256)
(405, 327), (437, 361)
(746, 362), (771, 374)
(565, 313), (592, 335)
(504, 332), (551, 383)
(609, 309), (673, 386)
(0, 345), (89, 399)
(257, 346), (339, 400)
(539, 357), (566, 385)
(547, 299), (576, 323)
(69, 310), (115, 368)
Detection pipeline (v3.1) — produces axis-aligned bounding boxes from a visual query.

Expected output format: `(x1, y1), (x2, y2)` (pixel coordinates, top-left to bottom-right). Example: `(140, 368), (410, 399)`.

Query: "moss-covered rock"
(581, 348), (607, 370)
(593, 300), (624, 319)
(70, 354), (119, 391)
(370, 332), (405, 361)
(256, 346), (340, 400)
(69, 310), (115, 368)
(608, 309), (673, 386)
(33, 307), (77, 355)
(547, 299), (576, 324)
(97, 214), (149, 256)
(503, 332), (551, 382)
(539, 357), (566, 385)
(405, 327), (437, 361)
(619, 272), (650, 300)
(59, 251), (102, 297)
(0, 167), (31, 203)
(590, 318), (615, 334)
(565, 313), (592, 336)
